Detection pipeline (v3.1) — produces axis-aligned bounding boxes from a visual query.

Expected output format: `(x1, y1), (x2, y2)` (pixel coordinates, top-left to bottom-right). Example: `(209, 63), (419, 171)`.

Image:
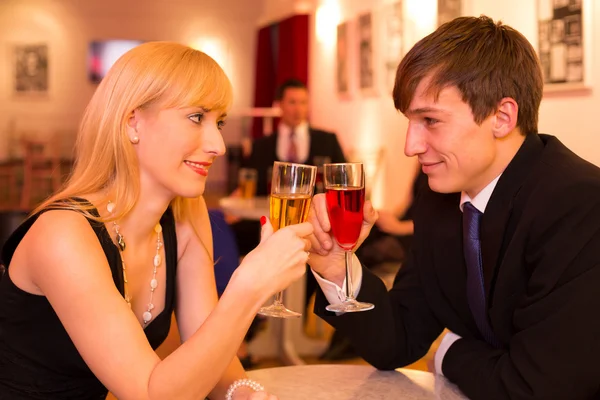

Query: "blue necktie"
(463, 202), (500, 348)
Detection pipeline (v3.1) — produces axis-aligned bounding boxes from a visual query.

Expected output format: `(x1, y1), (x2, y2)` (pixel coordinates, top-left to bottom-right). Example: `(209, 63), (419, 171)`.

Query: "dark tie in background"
(463, 201), (501, 348)
(287, 128), (298, 163)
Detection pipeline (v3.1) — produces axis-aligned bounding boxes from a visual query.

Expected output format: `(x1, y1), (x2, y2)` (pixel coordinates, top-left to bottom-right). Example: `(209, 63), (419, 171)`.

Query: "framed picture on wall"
(336, 21), (351, 98)
(537, 0), (591, 92)
(438, 0), (462, 27)
(382, 1), (404, 93)
(14, 43), (48, 95)
(357, 12), (376, 94)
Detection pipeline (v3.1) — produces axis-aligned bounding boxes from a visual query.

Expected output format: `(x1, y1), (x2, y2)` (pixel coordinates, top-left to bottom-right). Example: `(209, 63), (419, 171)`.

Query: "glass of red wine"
(323, 163), (374, 313)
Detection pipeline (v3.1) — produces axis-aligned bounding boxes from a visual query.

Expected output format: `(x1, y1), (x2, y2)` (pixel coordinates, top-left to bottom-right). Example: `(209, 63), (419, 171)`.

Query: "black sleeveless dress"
(0, 202), (178, 399)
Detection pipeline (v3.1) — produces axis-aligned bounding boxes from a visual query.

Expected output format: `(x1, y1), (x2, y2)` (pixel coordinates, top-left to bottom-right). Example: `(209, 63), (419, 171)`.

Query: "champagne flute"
(258, 161), (317, 318)
(323, 162), (374, 313)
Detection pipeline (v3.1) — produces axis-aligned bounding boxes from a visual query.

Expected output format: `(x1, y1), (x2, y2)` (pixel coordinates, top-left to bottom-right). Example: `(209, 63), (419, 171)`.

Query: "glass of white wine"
(258, 161), (317, 318)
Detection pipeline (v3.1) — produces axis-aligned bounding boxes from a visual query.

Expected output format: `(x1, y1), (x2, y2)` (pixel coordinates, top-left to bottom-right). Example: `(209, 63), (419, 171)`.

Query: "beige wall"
(4, 0), (598, 200)
(309, 0), (599, 209)
(259, 0), (315, 26)
(0, 0), (267, 187)
(468, 0), (599, 169)
(308, 0), (437, 209)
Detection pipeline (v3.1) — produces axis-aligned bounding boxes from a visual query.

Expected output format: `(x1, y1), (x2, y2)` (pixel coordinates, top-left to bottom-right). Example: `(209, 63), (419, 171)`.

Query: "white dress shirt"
(311, 254), (363, 306)
(276, 121), (310, 163)
(313, 173), (503, 376)
(434, 174), (502, 376)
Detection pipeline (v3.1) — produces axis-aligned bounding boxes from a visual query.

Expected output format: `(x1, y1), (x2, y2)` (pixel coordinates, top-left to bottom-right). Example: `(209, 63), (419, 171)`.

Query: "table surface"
(218, 196), (270, 221)
(248, 364), (468, 399)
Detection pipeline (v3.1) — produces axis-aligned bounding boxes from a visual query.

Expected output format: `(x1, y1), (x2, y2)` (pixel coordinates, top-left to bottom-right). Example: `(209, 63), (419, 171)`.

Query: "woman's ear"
(492, 97), (519, 139)
(126, 110), (140, 144)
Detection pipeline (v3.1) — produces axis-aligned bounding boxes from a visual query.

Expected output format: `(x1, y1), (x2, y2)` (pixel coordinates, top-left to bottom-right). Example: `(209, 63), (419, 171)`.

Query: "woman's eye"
(188, 113), (203, 124)
(217, 120), (226, 131)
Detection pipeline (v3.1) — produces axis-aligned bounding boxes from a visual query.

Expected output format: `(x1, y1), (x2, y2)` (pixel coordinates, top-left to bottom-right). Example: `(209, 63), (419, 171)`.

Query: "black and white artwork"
(538, 0), (584, 85)
(14, 44), (48, 94)
(358, 12), (374, 91)
(336, 21), (350, 97)
(383, 1), (404, 91)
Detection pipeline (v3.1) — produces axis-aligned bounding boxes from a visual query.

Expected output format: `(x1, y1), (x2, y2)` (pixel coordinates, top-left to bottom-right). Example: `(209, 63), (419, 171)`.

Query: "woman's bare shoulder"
(26, 209), (102, 247)
(15, 209), (108, 285)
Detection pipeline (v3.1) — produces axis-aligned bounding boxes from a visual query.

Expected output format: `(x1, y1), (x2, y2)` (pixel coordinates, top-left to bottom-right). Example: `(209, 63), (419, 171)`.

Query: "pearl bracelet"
(225, 378), (265, 400)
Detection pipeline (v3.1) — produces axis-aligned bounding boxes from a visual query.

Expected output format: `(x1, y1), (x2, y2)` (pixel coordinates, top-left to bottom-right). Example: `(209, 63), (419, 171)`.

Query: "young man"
(308, 16), (600, 399)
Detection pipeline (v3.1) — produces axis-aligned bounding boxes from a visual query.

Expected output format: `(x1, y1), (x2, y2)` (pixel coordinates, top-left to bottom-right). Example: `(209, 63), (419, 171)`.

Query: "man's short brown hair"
(393, 15), (543, 135)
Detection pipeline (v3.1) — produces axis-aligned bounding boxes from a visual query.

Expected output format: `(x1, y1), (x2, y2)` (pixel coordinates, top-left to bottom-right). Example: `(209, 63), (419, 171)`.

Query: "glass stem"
(274, 290), (284, 305)
(344, 250), (354, 301)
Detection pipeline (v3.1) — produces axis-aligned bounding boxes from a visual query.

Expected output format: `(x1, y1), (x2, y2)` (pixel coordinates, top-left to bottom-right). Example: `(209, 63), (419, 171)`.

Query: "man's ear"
(492, 97), (518, 139)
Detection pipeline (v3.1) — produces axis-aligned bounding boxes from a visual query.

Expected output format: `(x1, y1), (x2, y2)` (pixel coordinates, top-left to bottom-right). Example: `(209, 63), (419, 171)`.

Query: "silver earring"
(131, 136), (139, 144)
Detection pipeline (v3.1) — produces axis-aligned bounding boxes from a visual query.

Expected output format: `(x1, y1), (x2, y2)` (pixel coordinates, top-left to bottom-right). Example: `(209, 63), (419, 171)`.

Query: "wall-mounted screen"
(88, 40), (143, 83)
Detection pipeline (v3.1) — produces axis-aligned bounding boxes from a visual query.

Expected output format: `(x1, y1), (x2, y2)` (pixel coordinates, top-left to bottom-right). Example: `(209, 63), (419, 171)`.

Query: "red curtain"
(251, 14), (310, 139)
(276, 14), (309, 89)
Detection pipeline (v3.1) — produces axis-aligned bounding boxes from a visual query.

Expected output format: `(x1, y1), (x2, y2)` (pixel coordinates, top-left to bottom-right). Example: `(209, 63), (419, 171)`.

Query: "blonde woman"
(0, 42), (312, 400)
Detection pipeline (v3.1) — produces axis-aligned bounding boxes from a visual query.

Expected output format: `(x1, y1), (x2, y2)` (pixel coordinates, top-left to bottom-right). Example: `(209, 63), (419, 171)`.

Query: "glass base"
(326, 300), (374, 313)
(258, 303), (302, 318)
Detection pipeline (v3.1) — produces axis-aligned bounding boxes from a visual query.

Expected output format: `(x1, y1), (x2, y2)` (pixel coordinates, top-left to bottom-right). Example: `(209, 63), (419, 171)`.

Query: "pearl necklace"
(107, 201), (163, 325)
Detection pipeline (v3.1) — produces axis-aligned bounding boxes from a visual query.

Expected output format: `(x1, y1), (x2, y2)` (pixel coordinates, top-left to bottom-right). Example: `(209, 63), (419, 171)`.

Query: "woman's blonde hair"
(35, 41), (233, 240)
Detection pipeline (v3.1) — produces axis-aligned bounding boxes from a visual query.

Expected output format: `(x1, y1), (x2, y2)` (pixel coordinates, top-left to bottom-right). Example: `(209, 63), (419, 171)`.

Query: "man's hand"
(306, 193), (378, 286)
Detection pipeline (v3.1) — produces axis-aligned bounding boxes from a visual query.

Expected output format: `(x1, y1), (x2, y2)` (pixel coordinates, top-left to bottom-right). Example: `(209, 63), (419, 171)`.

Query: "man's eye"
(424, 117), (439, 126)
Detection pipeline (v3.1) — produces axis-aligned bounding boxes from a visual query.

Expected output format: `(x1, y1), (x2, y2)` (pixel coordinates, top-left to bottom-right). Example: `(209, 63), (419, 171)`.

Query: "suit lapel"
(270, 133), (280, 161)
(306, 128), (315, 164)
(480, 190), (513, 295)
(480, 134), (544, 297)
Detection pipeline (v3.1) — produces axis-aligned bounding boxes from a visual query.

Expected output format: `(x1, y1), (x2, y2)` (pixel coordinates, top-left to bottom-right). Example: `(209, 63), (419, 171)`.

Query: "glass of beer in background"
(238, 168), (257, 199)
(266, 166), (273, 194)
(258, 161), (317, 318)
(323, 162), (374, 313)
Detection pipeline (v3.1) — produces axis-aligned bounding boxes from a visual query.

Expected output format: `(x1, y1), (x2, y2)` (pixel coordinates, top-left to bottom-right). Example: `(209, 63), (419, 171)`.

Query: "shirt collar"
(459, 174), (502, 213)
(279, 121), (309, 139)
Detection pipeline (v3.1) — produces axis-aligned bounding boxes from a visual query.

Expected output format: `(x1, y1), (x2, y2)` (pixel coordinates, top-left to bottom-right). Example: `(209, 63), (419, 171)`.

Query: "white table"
(218, 196), (270, 220)
(248, 365), (468, 399)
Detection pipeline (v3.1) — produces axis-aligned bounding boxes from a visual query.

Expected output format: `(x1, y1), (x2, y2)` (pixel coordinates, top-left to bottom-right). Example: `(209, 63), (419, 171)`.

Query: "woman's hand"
(247, 391), (278, 400)
(231, 386), (278, 400)
(233, 219), (313, 304)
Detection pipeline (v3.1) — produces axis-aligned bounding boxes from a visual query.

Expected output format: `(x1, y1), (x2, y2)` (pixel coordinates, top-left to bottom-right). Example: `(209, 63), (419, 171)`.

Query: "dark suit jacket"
(243, 128), (346, 196)
(315, 134), (600, 399)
